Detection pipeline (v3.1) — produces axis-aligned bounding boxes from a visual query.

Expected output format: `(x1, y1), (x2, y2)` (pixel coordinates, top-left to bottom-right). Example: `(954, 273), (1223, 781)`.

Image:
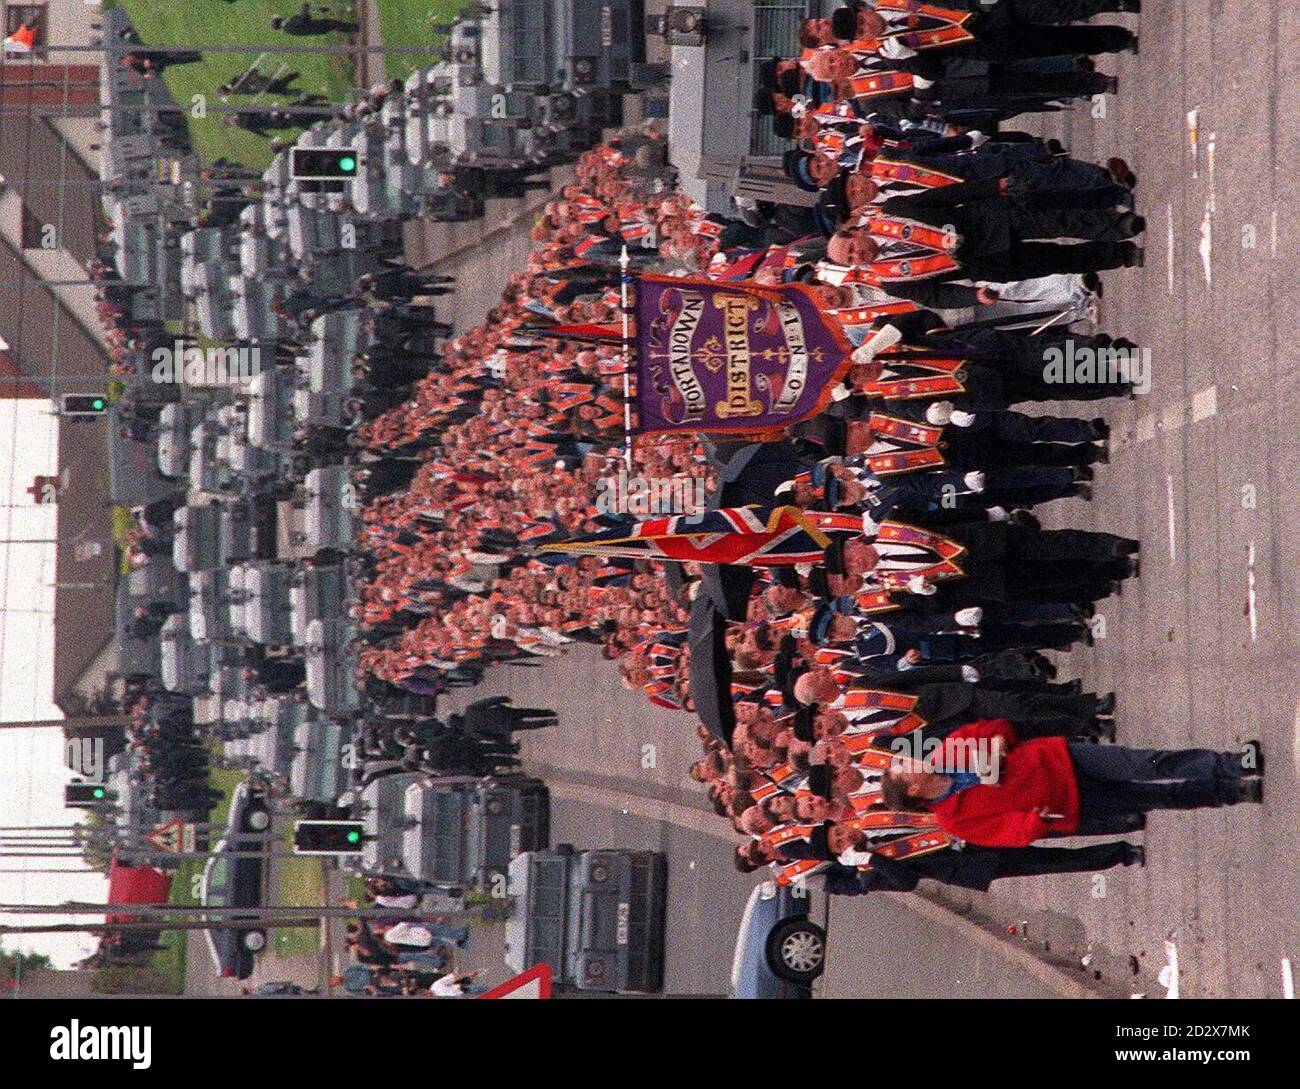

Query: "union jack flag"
(540, 505), (862, 567)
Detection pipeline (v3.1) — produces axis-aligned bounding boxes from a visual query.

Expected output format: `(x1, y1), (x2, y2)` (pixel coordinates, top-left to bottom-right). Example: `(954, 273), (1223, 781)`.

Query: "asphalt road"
(73, 0), (1289, 1006)
(322, 0), (1300, 999)
(438, 646), (1095, 998)
(986, 0), (1300, 998)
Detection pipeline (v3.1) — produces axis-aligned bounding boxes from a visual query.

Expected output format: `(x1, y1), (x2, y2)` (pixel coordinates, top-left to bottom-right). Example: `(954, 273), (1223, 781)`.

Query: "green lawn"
(376, 0), (461, 83)
(273, 823), (325, 956)
(109, 0), (358, 169)
(145, 763), (245, 992)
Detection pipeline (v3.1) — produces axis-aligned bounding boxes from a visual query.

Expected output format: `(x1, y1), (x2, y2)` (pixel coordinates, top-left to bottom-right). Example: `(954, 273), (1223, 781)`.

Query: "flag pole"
(619, 246), (634, 470)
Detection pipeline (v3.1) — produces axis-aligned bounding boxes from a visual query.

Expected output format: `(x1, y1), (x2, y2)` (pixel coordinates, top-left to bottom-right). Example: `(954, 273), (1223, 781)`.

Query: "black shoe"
(1103, 75), (1119, 95)
(1126, 555), (1141, 578)
(1096, 692), (1117, 716)
(1239, 739), (1264, 777)
(1236, 777), (1263, 803)
(1112, 538), (1141, 556)
(1121, 243), (1144, 267)
(1009, 509), (1041, 529)
(1074, 464), (1095, 482)
(1088, 418), (1110, 441)
(1065, 678), (1083, 694)
(1122, 844), (1146, 867)
(1120, 0), (1141, 12)
(1120, 212), (1146, 237)
(1073, 602), (1096, 620)
(1096, 716), (1117, 742)
(1126, 34), (1139, 55)
(1082, 271), (1104, 298)
(1094, 439), (1110, 464)
(1074, 482), (1093, 501)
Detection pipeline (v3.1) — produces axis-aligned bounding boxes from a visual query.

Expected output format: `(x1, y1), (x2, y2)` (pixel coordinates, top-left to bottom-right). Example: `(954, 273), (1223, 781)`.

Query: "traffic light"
(291, 148), (360, 180)
(65, 781), (115, 807)
(292, 819), (365, 855)
(61, 393), (108, 416)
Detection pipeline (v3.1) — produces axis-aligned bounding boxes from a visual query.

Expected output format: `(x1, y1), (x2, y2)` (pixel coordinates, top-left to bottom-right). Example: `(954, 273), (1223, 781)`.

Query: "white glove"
(967, 130), (989, 148)
(985, 505), (1009, 522)
(880, 38), (918, 61)
(907, 575), (937, 595)
(912, 75), (935, 90)
(955, 606), (983, 626)
(962, 471), (985, 491)
(851, 323), (903, 363)
(925, 401), (954, 425)
(949, 410), (976, 427)
(961, 665), (980, 682)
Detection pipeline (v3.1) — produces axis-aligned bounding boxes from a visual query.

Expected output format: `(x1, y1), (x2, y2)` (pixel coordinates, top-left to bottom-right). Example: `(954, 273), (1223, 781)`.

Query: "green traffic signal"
(346, 830), (360, 843)
(338, 156), (357, 173)
(92, 787), (105, 799)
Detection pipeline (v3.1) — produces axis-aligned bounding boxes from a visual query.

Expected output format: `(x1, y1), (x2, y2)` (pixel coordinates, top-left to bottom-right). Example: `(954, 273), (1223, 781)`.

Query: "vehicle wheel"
(246, 807), (271, 832)
(765, 918), (826, 985)
(242, 930), (267, 953)
(589, 863), (609, 883)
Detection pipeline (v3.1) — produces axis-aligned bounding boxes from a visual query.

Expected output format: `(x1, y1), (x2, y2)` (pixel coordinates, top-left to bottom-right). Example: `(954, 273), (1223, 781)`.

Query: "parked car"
(200, 779), (272, 979)
(505, 843), (667, 994)
(730, 879), (825, 998)
(400, 775), (549, 892)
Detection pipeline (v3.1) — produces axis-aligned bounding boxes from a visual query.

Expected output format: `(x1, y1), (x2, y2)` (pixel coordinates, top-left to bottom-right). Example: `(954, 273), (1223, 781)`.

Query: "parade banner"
(632, 274), (856, 438)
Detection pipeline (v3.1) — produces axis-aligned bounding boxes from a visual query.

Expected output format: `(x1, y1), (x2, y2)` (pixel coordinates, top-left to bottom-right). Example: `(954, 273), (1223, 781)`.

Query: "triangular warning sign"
(476, 963), (552, 999)
(144, 820), (182, 853)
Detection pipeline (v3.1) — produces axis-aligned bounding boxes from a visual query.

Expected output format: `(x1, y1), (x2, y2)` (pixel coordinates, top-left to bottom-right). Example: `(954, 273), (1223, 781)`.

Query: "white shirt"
(383, 921), (433, 948)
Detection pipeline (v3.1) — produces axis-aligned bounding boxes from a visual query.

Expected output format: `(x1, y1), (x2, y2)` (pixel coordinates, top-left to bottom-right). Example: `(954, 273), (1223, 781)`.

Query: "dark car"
(201, 779), (272, 980)
(730, 880), (826, 998)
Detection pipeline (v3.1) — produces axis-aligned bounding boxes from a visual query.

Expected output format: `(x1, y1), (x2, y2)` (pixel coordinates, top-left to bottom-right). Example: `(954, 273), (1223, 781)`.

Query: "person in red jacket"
(880, 718), (1263, 848)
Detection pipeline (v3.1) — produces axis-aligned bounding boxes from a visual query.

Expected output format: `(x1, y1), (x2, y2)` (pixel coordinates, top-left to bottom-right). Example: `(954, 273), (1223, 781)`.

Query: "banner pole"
(619, 246), (634, 470)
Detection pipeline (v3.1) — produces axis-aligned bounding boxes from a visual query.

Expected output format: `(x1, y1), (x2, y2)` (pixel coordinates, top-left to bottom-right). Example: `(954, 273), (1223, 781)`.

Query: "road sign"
(144, 820), (195, 853)
(477, 963), (552, 999)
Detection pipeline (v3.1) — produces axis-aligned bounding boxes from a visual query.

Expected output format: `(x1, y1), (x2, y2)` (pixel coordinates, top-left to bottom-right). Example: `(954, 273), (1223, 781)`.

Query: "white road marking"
(1283, 957), (1295, 1000)
(1271, 207), (1279, 257)
(1190, 386), (1217, 422)
(1136, 414), (1156, 443)
(1158, 939), (1181, 998)
(1186, 109), (1199, 178)
(1166, 475), (1177, 563)
(1166, 203), (1176, 294)
(1294, 698), (1300, 789)
(1199, 202), (1214, 286)
(1246, 541), (1258, 643)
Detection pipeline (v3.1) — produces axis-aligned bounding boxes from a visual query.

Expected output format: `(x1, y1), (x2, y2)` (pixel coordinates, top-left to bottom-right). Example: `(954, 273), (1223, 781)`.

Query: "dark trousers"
(967, 240), (1137, 281)
(1009, 0), (1129, 22)
(1012, 205), (1140, 244)
(976, 24), (1133, 62)
(970, 687), (1099, 731)
(981, 838), (1135, 878)
(1069, 744), (1247, 817)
